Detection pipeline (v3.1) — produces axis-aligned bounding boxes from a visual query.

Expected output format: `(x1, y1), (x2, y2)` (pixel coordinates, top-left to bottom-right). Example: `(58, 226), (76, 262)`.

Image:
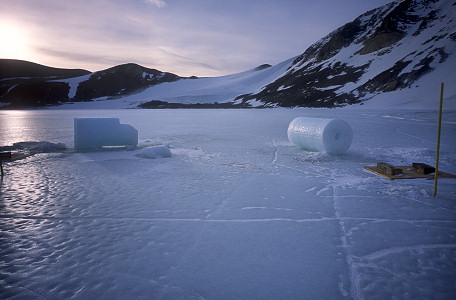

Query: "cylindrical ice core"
(287, 117), (353, 155)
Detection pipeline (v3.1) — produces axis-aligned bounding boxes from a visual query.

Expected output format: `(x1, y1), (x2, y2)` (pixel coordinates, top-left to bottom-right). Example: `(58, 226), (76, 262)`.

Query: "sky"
(0, 0), (395, 77)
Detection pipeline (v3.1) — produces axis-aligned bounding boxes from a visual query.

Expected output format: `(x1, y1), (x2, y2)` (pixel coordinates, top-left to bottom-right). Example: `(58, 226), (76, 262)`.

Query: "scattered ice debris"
(287, 117), (353, 155)
(0, 141), (66, 154)
(137, 145), (172, 159)
(74, 118), (138, 150)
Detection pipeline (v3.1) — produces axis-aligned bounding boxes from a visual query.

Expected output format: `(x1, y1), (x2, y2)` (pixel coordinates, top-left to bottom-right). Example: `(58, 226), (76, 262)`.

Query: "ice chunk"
(287, 117), (353, 155)
(0, 141), (66, 153)
(138, 145), (172, 159)
(74, 118), (138, 150)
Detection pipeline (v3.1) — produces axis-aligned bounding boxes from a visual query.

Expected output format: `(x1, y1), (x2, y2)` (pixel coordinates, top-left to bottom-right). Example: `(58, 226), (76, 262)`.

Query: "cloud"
(35, 48), (122, 69)
(144, 0), (166, 8)
(156, 47), (222, 73)
(1, 0), (396, 77)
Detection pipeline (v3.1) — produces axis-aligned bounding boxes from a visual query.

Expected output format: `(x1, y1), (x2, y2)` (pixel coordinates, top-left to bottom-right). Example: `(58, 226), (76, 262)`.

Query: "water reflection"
(0, 110), (75, 147)
(0, 110), (38, 145)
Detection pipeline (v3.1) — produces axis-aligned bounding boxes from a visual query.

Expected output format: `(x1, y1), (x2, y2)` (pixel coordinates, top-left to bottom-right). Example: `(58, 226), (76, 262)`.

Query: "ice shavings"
(137, 145), (171, 159)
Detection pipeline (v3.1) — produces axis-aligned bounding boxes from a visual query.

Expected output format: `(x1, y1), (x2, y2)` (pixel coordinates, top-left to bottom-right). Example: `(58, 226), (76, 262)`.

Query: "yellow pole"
(434, 82), (444, 197)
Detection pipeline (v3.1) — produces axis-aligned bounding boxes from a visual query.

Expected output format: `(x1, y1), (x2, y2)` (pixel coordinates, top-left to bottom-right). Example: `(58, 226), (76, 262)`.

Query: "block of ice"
(74, 118), (138, 150)
(287, 117), (353, 155)
(138, 145), (172, 159)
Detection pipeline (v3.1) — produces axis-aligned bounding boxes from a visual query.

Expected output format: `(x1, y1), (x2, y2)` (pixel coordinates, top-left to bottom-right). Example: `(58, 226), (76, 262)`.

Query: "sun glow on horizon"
(0, 21), (32, 60)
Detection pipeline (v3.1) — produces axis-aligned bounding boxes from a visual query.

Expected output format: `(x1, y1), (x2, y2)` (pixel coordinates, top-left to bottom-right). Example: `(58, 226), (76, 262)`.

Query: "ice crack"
(357, 243), (456, 261)
(331, 170), (362, 300)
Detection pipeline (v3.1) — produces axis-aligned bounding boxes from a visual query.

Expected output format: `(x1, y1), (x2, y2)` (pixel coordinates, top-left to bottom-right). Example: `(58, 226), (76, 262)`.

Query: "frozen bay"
(1, 109), (456, 299)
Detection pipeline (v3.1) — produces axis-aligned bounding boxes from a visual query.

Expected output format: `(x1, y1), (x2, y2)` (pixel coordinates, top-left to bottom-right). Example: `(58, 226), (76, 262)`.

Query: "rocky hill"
(236, 0), (456, 107)
(0, 60), (183, 108)
(0, 59), (90, 79)
(70, 63), (182, 101)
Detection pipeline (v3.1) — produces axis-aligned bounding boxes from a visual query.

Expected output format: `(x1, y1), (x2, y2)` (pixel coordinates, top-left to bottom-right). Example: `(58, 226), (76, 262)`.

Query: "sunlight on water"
(0, 110), (37, 145)
(0, 110), (76, 147)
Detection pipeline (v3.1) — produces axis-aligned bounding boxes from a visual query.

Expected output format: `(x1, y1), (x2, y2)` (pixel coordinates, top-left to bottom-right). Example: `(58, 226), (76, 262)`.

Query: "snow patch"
(52, 73), (92, 99)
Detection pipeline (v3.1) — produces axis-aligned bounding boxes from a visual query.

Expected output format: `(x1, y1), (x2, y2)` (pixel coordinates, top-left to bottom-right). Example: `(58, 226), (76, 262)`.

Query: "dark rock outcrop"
(0, 60), (182, 108)
(4, 81), (70, 107)
(0, 60), (91, 108)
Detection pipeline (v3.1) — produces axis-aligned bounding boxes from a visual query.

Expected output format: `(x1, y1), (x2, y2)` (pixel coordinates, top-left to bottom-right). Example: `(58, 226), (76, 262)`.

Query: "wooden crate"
(364, 163), (456, 180)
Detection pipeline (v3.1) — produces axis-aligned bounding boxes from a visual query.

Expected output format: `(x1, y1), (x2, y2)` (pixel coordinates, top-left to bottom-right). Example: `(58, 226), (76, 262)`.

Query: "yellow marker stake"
(434, 82), (444, 197)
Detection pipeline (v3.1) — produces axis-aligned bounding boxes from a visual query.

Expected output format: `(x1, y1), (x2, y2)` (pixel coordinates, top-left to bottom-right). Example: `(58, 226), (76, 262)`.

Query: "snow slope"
(52, 73), (93, 99)
(53, 58), (295, 109)
(1, 109), (455, 299)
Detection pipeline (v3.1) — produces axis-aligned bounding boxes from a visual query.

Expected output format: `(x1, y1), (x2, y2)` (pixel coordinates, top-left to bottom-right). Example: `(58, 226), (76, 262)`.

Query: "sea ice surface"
(0, 108), (455, 299)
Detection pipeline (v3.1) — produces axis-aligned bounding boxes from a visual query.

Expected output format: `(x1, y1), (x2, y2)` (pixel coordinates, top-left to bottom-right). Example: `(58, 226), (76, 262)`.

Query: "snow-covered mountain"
(1, 0), (455, 109)
(236, 0), (456, 109)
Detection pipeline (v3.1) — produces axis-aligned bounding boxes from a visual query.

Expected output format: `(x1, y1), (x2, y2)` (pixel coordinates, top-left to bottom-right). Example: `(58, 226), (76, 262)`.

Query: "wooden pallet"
(364, 162), (456, 180)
